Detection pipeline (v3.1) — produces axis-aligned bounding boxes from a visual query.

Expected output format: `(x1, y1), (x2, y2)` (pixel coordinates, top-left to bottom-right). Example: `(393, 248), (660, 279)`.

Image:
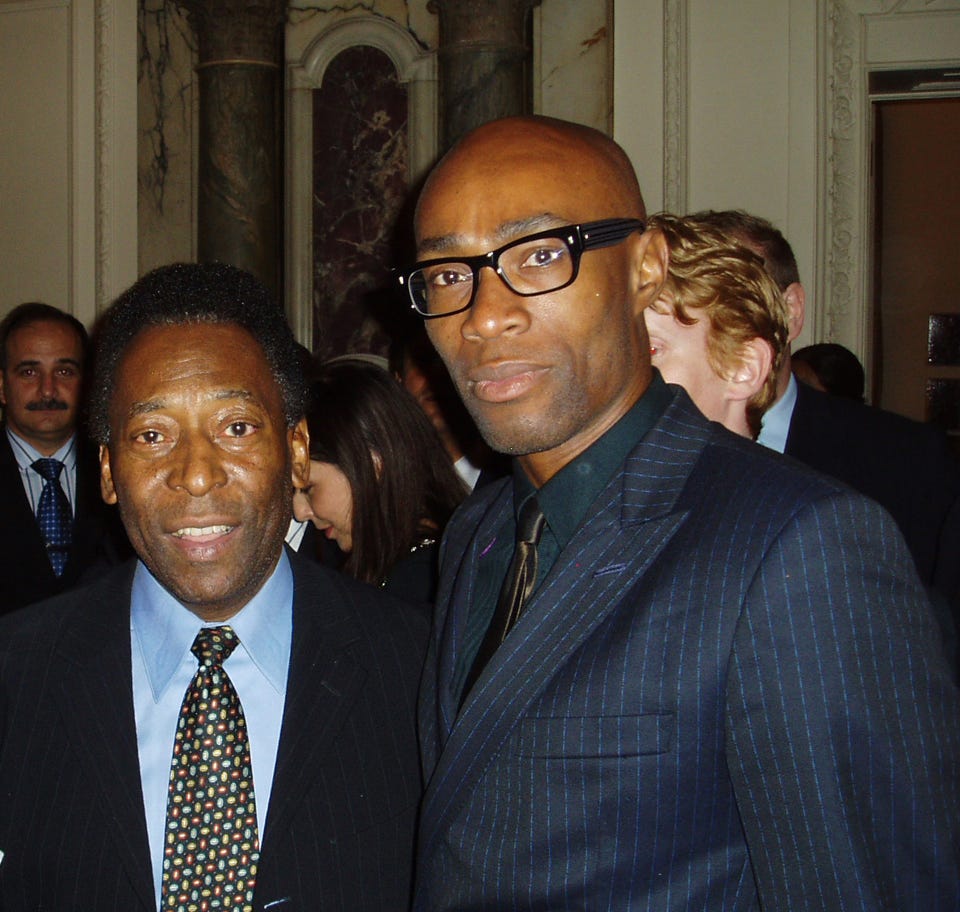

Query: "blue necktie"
(32, 458), (72, 576)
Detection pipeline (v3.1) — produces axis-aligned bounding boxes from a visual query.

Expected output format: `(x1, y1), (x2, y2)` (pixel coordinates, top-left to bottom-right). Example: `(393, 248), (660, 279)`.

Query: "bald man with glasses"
(400, 115), (959, 912)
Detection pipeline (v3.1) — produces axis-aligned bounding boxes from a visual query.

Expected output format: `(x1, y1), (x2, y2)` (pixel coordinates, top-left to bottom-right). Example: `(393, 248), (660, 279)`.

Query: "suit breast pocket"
(514, 712), (673, 760)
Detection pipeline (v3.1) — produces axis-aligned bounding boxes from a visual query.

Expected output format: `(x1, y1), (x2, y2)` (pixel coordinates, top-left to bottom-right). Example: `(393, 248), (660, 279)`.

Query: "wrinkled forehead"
(5, 319), (85, 362)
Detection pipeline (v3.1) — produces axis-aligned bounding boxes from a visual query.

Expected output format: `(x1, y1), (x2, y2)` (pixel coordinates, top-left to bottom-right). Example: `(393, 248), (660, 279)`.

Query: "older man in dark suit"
(401, 116), (959, 910)
(0, 264), (426, 911)
(0, 302), (128, 612)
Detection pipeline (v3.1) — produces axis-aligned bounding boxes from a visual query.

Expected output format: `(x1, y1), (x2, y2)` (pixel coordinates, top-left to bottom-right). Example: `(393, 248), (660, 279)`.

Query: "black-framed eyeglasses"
(397, 217), (646, 319)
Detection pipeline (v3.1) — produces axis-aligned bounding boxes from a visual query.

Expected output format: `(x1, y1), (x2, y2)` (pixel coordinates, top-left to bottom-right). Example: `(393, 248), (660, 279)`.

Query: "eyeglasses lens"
(410, 235), (575, 316)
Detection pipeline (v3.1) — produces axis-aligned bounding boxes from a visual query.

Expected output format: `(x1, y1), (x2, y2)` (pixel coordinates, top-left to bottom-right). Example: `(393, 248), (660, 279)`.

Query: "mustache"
(25, 398), (69, 412)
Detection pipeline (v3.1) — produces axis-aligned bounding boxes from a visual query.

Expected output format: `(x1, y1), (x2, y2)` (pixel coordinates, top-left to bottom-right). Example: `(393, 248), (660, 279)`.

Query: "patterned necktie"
(161, 626), (259, 911)
(31, 458), (72, 576)
(463, 495), (546, 698)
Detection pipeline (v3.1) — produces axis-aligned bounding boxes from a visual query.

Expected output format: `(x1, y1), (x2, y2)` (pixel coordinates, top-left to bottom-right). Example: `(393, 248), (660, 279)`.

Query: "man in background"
(392, 324), (506, 491)
(697, 210), (960, 621)
(0, 302), (127, 611)
(643, 212), (789, 439)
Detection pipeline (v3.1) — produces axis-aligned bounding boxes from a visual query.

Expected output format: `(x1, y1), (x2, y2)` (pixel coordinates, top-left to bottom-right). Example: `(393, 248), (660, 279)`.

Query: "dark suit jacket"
(0, 430), (130, 613)
(785, 379), (960, 585)
(416, 389), (960, 911)
(0, 549), (427, 911)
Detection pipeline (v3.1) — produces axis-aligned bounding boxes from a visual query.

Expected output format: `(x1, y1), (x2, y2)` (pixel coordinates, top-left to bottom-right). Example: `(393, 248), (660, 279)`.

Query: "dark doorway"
(872, 93), (960, 449)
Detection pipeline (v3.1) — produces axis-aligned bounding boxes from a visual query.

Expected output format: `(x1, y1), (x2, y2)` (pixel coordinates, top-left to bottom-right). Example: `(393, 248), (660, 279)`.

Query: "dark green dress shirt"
(453, 371), (672, 702)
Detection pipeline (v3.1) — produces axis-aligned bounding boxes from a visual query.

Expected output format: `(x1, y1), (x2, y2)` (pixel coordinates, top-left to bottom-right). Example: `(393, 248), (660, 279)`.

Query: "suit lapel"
(433, 480), (513, 735)
(55, 566), (156, 911)
(0, 431), (55, 583)
(261, 558), (368, 846)
(419, 392), (710, 854)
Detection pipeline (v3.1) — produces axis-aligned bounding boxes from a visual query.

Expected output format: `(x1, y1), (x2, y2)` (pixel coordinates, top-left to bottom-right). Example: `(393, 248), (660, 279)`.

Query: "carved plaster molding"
(285, 14), (437, 345)
(662, 0), (686, 214)
(821, 0), (960, 352)
(95, 0), (110, 312)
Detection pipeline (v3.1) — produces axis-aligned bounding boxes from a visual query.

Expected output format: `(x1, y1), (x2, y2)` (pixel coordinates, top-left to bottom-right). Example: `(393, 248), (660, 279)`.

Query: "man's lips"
(168, 524), (238, 556)
(467, 362), (548, 404)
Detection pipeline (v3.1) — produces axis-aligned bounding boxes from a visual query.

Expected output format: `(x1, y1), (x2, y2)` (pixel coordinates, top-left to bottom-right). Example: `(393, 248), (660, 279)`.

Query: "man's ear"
(99, 444), (118, 505)
(290, 417), (310, 491)
(631, 227), (669, 314)
(783, 282), (806, 343)
(727, 338), (774, 403)
(0, 370), (6, 407)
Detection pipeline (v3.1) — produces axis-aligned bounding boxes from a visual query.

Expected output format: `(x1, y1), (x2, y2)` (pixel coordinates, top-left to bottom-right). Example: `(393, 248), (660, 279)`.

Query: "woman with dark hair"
(294, 358), (467, 604)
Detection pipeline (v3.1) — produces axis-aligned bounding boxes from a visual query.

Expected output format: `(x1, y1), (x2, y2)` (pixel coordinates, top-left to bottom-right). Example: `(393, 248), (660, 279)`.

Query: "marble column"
(176, 0), (285, 295)
(430, 0), (541, 150)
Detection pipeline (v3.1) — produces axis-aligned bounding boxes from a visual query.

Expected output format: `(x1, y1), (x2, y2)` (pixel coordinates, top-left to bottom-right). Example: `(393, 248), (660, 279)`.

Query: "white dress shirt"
(756, 372), (798, 454)
(7, 428), (78, 515)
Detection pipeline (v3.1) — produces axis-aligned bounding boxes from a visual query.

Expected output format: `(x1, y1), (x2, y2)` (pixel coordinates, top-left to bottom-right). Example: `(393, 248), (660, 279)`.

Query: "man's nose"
(166, 435), (228, 496)
(460, 266), (531, 341)
(39, 369), (58, 397)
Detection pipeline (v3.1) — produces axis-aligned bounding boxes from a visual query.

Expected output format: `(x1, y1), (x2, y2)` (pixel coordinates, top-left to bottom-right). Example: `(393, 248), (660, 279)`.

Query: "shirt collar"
(7, 428), (77, 470)
(515, 370), (673, 549)
(757, 372), (797, 453)
(131, 550), (293, 701)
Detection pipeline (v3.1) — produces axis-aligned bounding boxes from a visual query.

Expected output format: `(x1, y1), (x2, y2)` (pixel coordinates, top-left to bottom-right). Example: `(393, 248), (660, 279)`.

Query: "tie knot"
(31, 458), (64, 483)
(191, 625), (240, 667)
(516, 496), (545, 545)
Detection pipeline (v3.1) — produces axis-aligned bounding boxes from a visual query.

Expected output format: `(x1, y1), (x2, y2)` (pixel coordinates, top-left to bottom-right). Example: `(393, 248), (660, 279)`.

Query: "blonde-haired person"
(643, 212), (789, 439)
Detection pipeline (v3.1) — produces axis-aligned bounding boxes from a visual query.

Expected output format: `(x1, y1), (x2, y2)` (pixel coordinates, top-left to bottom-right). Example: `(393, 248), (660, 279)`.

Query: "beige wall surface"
(1, 2), (72, 316)
(0, 0), (136, 328)
(614, 0), (818, 350)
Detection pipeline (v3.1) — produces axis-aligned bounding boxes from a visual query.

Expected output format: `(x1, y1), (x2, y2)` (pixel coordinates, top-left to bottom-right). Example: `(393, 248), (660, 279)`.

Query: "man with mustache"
(0, 264), (427, 910)
(0, 302), (128, 611)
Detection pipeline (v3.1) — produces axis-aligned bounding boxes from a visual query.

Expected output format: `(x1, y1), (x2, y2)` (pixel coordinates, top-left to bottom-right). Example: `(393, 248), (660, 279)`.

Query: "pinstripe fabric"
(0, 549), (426, 911)
(415, 388), (960, 911)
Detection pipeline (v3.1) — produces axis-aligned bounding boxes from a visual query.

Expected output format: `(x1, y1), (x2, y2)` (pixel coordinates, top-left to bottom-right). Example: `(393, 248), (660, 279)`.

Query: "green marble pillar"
(431, 0), (541, 150)
(177, 0), (285, 296)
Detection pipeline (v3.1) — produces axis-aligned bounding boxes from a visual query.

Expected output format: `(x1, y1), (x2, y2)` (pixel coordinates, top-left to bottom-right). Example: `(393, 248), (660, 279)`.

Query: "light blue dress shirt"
(7, 428), (78, 515)
(131, 552), (293, 909)
(756, 372), (798, 454)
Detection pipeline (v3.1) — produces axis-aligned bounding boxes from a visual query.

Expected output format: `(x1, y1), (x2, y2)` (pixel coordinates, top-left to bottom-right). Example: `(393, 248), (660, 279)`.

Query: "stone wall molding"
(819, 0), (960, 364)
(285, 13), (437, 345)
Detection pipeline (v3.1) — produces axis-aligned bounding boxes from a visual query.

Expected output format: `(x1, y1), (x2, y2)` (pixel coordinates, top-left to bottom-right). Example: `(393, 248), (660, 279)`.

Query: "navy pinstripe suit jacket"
(0, 549), (426, 911)
(415, 388), (960, 911)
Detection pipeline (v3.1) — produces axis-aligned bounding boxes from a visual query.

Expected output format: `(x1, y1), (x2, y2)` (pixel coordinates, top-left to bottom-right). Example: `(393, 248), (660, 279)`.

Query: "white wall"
(1, 1), (76, 317)
(0, 0), (137, 327)
(614, 0), (818, 349)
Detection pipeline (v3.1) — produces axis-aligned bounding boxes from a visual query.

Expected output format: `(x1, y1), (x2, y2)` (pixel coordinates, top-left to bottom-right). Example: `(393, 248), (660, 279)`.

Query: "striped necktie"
(462, 495), (546, 699)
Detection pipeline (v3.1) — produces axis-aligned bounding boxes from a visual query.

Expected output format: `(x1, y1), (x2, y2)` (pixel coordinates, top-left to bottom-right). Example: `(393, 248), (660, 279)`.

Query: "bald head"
(416, 116), (646, 245)
(409, 115), (665, 485)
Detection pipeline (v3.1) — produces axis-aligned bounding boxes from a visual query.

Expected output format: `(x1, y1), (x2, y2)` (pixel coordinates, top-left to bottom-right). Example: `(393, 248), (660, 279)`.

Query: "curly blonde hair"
(647, 213), (789, 438)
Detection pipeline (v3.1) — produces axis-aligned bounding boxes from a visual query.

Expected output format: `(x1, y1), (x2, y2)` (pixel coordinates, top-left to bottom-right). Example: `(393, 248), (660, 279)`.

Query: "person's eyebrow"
(417, 212), (570, 257)
(125, 389), (256, 419)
